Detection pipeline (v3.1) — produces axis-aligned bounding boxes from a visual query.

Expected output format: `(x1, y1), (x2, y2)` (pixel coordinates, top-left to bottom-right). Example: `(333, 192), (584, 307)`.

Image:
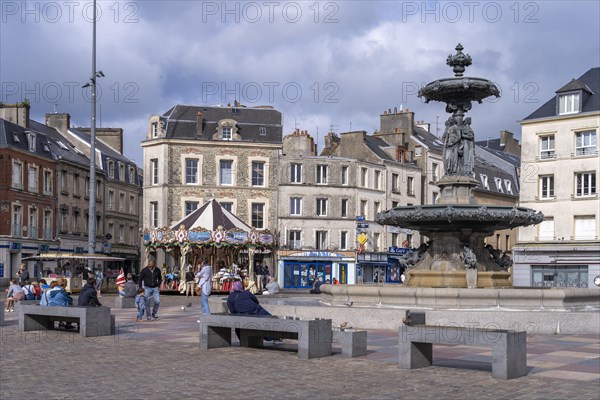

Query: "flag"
(115, 269), (126, 287)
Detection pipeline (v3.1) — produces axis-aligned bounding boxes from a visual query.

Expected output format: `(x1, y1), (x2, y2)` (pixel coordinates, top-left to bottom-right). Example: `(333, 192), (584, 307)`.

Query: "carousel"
(143, 199), (276, 293)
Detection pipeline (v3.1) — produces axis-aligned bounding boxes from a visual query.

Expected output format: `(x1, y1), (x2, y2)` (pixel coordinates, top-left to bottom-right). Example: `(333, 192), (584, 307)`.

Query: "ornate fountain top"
(446, 43), (472, 77)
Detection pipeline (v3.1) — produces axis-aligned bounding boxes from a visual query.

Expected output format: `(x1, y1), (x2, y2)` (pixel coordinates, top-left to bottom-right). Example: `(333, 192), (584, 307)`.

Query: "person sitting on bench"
(227, 281), (271, 316)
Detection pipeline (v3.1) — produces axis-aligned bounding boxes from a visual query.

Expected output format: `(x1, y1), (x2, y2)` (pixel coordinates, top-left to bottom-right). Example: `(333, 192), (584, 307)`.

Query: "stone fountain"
(376, 44), (544, 288)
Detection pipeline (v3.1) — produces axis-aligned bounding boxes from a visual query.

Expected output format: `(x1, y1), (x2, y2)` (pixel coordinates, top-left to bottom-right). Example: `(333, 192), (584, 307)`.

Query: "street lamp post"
(85, 0), (104, 258)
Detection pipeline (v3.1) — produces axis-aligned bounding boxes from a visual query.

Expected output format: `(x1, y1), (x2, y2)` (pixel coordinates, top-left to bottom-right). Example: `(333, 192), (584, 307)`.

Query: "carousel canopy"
(170, 199), (251, 231)
(144, 199), (275, 248)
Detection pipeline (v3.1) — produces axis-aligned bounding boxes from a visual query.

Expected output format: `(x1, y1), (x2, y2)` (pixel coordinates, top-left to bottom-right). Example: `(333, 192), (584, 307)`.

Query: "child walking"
(134, 288), (146, 322)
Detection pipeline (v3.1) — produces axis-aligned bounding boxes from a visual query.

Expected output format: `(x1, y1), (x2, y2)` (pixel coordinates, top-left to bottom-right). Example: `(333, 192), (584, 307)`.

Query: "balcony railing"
(29, 226), (39, 238)
(43, 228), (53, 240)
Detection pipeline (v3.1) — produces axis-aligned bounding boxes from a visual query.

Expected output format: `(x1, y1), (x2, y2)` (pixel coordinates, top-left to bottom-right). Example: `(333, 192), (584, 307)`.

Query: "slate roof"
(523, 67), (600, 120)
(0, 118), (57, 161)
(364, 135), (395, 161)
(474, 139), (521, 168)
(160, 104), (283, 143)
(412, 125), (445, 151)
(28, 120), (89, 166)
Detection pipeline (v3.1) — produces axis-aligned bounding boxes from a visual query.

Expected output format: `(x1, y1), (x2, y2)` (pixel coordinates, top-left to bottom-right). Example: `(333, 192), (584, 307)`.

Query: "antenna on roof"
(349, 121), (352, 132)
(53, 104), (59, 114)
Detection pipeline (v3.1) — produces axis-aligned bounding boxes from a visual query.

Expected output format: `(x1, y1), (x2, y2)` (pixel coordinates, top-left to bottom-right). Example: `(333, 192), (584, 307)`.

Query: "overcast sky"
(2, 1), (599, 165)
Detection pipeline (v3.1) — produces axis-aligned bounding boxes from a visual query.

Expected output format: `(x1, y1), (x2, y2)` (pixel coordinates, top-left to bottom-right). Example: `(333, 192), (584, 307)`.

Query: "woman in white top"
(5, 279), (24, 312)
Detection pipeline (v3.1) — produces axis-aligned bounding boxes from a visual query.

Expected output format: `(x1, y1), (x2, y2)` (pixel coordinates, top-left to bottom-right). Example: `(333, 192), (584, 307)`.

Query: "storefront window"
(283, 261), (333, 288)
(531, 265), (588, 288)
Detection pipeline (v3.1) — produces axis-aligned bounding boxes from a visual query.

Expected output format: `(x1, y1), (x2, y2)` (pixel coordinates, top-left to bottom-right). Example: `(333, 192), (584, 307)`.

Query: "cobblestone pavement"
(1, 294), (599, 400)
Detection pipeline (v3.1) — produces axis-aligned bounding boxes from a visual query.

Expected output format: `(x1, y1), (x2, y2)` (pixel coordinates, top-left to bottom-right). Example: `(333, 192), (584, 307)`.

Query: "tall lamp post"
(83, 0), (104, 259)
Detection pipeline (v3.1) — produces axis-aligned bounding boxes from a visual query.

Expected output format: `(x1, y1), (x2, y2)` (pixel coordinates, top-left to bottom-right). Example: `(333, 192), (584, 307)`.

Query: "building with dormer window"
(514, 67), (600, 288)
(141, 104), (282, 268)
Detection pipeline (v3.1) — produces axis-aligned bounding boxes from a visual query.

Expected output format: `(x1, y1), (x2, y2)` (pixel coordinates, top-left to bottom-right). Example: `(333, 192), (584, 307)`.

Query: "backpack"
(24, 284), (36, 301)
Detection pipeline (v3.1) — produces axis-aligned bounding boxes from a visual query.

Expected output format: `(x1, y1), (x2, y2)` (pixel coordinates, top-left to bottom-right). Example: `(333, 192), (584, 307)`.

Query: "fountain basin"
(419, 76), (500, 103)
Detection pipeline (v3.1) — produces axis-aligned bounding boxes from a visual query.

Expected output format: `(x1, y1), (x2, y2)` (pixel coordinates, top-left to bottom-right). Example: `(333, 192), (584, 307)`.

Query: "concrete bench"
(200, 314), (332, 359)
(333, 329), (367, 357)
(0, 302), (4, 326)
(19, 304), (113, 338)
(399, 325), (527, 380)
(113, 297), (136, 309)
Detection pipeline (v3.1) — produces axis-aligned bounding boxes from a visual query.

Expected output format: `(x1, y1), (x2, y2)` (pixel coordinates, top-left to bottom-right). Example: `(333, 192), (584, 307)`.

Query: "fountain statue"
(376, 44), (544, 288)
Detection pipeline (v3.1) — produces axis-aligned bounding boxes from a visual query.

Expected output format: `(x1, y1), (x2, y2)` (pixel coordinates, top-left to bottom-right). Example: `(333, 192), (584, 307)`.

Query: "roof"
(474, 140), (521, 167)
(523, 67), (600, 120)
(412, 125), (445, 151)
(160, 104), (283, 143)
(0, 118), (57, 161)
(171, 199), (252, 231)
(364, 135), (394, 161)
(28, 120), (90, 166)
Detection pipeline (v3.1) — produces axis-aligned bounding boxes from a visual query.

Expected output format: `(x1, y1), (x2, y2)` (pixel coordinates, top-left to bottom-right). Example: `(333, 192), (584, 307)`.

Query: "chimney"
(0, 103), (30, 128)
(45, 113), (70, 134)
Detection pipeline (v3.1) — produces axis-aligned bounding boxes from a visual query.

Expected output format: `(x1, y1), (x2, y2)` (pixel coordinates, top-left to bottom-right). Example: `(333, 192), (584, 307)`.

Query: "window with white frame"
(119, 192), (125, 211)
(12, 204), (22, 236)
(108, 161), (115, 178)
(494, 177), (504, 193)
(43, 210), (51, 239)
(251, 203), (264, 229)
(576, 172), (596, 197)
(185, 201), (199, 216)
(108, 191), (115, 210)
(374, 170), (381, 190)
(12, 160), (23, 189)
(316, 230), (327, 250)
(60, 170), (67, 192)
(432, 163), (439, 181)
(150, 202), (158, 227)
(341, 166), (349, 185)
(360, 200), (367, 219)
(575, 130), (597, 156)
(129, 195), (135, 214)
(289, 230), (301, 249)
(316, 198), (328, 216)
(391, 233), (399, 247)
(259, 127), (267, 135)
(290, 163), (302, 183)
(559, 93), (579, 115)
(340, 231), (348, 250)
(341, 199), (348, 218)
(28, 165), (38, 192)
(361, 167), (368, 187)
(540, 135), (555, 159)
(85, 177), (90, 197)
(151, 159), (158, 185)
(220, 160), (234, 185)
(119, 225), (125, 243)
(316, 165), (328, 184)
(222, 126), (233, 140)
(73, 173), (80, 196)
(374, 201), (381, 215)
(392, 173), (399, 192)
(252, 161), (265, 186)
(539, 175), (555, 198)
(574, 216), (596, 240)
(221, 202), (233, 213)
(151, 122), (158, 138)
(373, 233), (381, 251)
(479, 174), (490, 190)
(407, 176), (415, 195)
(538, 218), (554, 240)
(43, 170), (52, 195)
(28, 207), (38, 238)
(119, 163), (125, 181)
(185, 159), (199, 184)
(60, 211), (68, 232)
(129, 166), (136, 184)
(504, 179), (513, 195)
(26, 131), (36, 152)
(290, 197), (302, 216)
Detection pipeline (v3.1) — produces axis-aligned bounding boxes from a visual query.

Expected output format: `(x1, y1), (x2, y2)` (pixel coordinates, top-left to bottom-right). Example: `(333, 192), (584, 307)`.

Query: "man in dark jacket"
(77, 276), (102, 307)
(138, 260), (162, 321)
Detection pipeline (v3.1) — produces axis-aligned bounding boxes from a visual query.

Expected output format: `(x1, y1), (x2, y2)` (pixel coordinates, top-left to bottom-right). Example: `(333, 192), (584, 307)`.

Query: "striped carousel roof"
(170, 199), (252, 231)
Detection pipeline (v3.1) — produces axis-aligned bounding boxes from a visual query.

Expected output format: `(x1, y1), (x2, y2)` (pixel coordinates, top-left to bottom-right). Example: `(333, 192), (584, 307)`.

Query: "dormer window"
(222, 126), (232, 140)
(559, 93), (580, 115)
(479, 174), (489, 190)
(108, 161), (115, 178)
(26, 131), (36, 152)
(151, 122), (158, 138)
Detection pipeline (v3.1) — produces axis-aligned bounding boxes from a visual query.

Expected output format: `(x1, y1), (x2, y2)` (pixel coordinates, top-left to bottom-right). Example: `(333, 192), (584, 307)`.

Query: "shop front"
(356, 248), (410, 284)
(279, 250), (356, 288)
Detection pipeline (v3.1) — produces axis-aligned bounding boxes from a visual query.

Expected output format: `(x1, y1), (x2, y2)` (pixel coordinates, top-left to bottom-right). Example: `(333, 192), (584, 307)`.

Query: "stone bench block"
(114, 297), (136, 308)
(19, 305), (113, 338)
(333, 329), (367, 357)
(200, 314), (332, 359)
(399, 325), (527, 380)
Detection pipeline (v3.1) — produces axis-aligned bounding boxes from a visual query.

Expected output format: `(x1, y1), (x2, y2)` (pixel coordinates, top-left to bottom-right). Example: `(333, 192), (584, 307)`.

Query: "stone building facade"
(514, 67), (600, 288)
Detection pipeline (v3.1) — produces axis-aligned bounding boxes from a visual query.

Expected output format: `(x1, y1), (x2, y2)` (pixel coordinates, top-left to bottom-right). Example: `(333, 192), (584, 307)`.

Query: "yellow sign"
(357, 233), (368, 245)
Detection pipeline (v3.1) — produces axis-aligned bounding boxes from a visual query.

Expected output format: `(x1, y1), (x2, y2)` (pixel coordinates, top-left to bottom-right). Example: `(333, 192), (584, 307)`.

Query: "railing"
(43, 228), (53, 240)
(29, 226), (39, 238)
(532, 281), (588, 288)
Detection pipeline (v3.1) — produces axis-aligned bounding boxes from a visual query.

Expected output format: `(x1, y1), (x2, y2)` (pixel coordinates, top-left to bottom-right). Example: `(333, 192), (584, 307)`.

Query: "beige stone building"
(141, 104), (282, 269)
(514, 67), (600, 288)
